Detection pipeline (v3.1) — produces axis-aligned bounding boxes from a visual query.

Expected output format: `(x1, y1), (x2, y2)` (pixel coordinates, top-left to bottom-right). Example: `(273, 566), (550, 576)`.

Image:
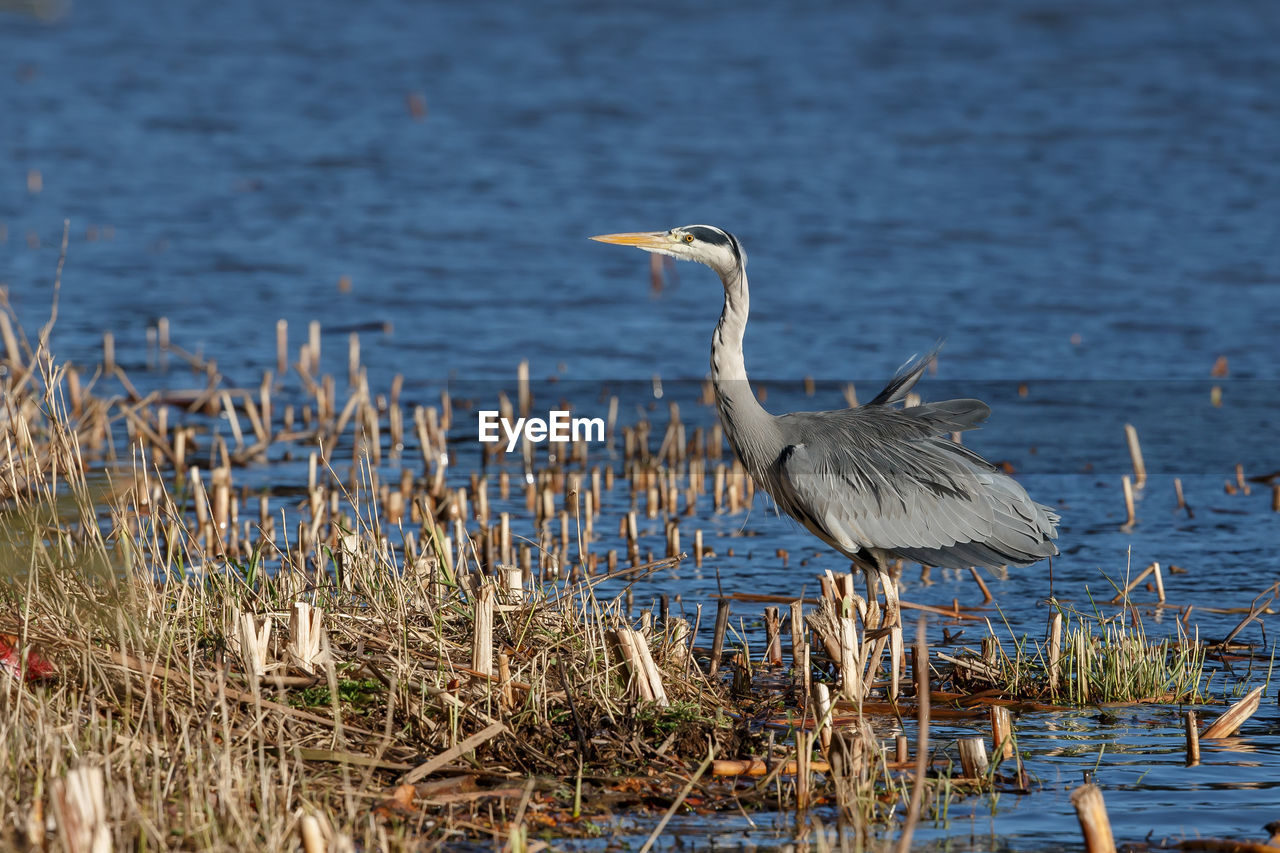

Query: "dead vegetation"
(0, 295), (962, 851)
(0, 279), (1272, 850)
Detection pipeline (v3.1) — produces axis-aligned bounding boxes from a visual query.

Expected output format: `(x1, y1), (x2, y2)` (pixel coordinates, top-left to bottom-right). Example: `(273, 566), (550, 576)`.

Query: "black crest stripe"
(685, 225), (731, 248)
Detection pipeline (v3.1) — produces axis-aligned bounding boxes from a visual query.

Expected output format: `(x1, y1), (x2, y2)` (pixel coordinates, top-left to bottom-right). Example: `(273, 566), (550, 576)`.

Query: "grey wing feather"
(770, 396), (1058, 571)
(867, 344), (943, 406)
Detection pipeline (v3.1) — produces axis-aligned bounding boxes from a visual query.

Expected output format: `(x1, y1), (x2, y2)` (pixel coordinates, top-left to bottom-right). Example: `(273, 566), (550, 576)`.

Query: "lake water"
(3, 0), (1279, 846)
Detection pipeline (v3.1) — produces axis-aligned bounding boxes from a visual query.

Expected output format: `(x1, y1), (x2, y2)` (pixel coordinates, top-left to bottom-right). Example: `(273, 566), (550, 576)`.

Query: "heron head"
(590, 224), (746, 279)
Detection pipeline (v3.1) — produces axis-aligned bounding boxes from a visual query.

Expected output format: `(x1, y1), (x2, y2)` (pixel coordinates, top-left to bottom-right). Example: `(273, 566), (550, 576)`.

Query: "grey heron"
(591, 225), (1059, 640)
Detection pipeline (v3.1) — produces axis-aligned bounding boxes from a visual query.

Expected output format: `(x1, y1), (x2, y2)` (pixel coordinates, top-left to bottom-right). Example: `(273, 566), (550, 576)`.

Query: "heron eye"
(683, 234), (694, 243)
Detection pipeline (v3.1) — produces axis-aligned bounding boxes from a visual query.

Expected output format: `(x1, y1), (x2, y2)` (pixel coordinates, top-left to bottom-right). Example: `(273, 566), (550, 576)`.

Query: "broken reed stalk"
(667, 618), (690, 667)
(798, 642), (811, 701)
(958, 737), (989, 779)
(102, 330), (115, 373)
(1124, 423), (1146, 489)
(990, 705), (1014, 762)
(287, 602), (327, 675)
(1047, 610), (1063, 694)
(617, 622), (647, 679)
(471, 585), (495, 682)
(500, 565), (524, 603)
(812, 682), (833, 754)
(895, 616), (929, 853)
(0, 310), (21, 368)
(235, 612), (273, 685)
(1200, 685), (1264, 739)
(763, 606), (783, 666)
(889, 622), (903, 702)
(632, 629), (669, 707)
(52, 765), (110, 853)
(788, 600), (804, 665)
(276, 318), (288, 374)
(614, 627), (669, 707)
(1121, 475), (1136, 528)
(1185, 710), (1200, 765)
(497, 652), (514, 708)
(709, 599), (730, 676)
(1070, 784), (1116, 853)
(299, 814), (325, 853)
(838, 606), (861, 702)
(795, 729), (812, 810)
(517, 359), (530, 418)
(307, 320), (321, 374)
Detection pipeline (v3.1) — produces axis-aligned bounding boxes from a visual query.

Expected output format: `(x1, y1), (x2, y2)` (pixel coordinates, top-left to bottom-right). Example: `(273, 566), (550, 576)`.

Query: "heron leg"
(881, 558), (902, 629)
(855, 566), (880, 697)
(862, 567), (882, 631)
(882, 563), (903, 701)
(864, 551), (903, 701)
(855, 554), (903, 700)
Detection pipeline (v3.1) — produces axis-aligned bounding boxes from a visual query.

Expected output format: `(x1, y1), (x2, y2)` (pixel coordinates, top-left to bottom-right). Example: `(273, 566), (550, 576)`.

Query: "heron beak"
(588, 231), (671, 250)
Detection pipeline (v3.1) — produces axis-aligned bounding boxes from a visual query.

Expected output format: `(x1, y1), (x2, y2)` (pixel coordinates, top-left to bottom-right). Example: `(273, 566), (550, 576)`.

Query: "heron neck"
(710, 267), (776, 472)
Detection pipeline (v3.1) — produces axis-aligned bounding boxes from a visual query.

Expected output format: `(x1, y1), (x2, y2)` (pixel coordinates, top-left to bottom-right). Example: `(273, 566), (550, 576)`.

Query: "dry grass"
(0, 299), (912, 850)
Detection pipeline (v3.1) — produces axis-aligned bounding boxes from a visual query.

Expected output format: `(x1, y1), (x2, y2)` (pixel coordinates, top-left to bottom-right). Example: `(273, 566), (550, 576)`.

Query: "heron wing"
(771, 400), (1059, 570)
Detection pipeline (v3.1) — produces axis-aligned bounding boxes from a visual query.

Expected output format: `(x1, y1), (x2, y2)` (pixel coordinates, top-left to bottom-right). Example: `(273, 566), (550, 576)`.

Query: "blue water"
(4, 0), (1280, 846)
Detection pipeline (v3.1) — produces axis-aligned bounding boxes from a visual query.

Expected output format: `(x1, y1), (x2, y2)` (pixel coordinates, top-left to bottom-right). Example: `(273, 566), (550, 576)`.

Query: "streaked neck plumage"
(709, 263), (779, 478)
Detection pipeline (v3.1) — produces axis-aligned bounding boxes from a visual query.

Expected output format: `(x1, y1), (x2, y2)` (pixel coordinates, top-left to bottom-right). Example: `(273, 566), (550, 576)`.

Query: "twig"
(638, 744), (715, 853)
(400, 721), (506, 785)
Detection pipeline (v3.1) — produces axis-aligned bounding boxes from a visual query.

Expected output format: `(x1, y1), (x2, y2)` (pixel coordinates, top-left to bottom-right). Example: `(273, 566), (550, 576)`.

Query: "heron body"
(591, 225), (1059, 613)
